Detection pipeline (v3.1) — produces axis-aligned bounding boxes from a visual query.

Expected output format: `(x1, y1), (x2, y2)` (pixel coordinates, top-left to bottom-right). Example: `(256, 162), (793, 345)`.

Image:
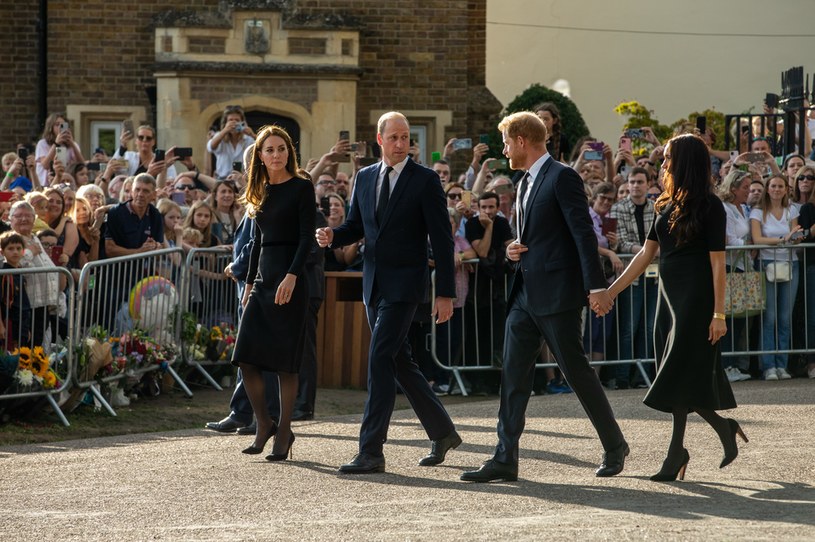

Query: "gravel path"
(1, 379), (813, 541)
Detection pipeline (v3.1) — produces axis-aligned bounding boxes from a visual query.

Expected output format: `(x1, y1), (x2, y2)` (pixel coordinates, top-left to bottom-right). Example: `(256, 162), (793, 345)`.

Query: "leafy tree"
(502, 84), (590, 161)
(614, 100), (673, 142)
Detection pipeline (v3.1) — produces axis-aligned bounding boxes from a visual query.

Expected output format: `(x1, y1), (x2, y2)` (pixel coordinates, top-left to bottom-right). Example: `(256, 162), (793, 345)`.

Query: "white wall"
(486, 0), (815, 147)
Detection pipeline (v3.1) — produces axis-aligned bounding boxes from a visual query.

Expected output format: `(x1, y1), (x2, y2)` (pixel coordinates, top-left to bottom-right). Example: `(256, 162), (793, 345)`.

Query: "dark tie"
(377, 166), (393, 225)
(517, 172), (530, 237)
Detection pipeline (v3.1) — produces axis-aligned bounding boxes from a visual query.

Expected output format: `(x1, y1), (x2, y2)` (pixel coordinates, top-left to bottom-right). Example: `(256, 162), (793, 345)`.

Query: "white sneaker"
(725, 367), (743, 383)
(764, 368), (779, 381)
(777, 367), (792, 380)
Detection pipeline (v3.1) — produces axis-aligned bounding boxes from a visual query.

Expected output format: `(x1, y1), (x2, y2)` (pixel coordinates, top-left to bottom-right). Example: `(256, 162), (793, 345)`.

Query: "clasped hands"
(589, 290), (614, 317)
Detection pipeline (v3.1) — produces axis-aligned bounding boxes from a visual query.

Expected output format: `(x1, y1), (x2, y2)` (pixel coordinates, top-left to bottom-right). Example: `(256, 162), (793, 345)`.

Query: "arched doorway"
(245, 111), (301, 161)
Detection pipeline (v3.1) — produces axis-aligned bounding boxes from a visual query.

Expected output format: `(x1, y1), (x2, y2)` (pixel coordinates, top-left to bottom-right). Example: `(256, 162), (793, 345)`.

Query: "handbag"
(765, 261), (791, 283)
(724, 271), (765, 317)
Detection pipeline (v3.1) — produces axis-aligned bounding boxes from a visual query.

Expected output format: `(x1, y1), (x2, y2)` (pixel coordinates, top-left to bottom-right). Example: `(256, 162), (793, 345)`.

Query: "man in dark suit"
(461, 112), (628, 482)
(316, 111), (462, 473)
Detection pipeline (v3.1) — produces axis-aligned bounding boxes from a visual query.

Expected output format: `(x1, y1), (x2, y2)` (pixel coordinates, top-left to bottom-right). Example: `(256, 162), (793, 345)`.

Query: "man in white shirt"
(206, 106), (256, 179)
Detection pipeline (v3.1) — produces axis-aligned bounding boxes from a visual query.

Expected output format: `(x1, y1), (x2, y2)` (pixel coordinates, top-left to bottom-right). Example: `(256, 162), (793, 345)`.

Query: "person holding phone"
(35, 113), (86, 188)
(207, 105), (256, 180)
(602, 133), (742, 481)
(113, 125), (178, 180)
(749, 174), (803, 380)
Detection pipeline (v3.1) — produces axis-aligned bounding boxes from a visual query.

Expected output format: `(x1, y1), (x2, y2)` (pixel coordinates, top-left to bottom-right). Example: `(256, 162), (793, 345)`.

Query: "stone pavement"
(1, 379), (813, 541)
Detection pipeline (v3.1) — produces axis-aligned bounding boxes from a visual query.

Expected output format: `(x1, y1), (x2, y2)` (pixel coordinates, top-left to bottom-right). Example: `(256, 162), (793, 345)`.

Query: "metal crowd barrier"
(0, 266), (74, 426)
(179, 247), (237, 391)
(430, 243), (815, 396)
(73, 247), (191, 416)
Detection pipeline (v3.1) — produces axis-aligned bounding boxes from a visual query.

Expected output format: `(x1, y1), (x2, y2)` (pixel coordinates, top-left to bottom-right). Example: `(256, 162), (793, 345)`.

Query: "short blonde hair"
(182, 227), (203, 245)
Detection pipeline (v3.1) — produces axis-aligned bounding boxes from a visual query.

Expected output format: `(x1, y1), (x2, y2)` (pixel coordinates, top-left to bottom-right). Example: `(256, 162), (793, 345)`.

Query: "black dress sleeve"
(246, 220), (261, 285)
(287, 180), (316, 276)
(705, 194), (726, 251)
(646, 212), (658, 242)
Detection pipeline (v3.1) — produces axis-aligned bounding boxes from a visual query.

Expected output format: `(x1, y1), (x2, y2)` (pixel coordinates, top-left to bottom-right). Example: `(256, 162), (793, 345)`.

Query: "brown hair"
(0, 231), (25, 250)
(240, 125), (307, 218)
(41, 112), (67, 145)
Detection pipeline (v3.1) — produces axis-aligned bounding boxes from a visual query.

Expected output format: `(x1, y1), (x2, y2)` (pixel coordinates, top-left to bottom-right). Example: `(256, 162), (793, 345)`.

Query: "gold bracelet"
(713, 312), (726, 321)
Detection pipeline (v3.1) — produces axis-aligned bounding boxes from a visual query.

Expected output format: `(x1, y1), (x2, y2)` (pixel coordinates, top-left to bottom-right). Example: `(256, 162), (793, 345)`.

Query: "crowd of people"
(2, 101), (814, 416)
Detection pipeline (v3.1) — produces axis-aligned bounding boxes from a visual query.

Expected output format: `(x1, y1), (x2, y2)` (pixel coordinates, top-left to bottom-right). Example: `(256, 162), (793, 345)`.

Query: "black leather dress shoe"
(205, 417), (246, 433)
(460, 459), (518, 482)
(292, 410), (314, 421)
(237, 422), (257, 436)
(338, 453), (386, 474)
(596, 441), (630, 477)
(419, 430), (462, 466)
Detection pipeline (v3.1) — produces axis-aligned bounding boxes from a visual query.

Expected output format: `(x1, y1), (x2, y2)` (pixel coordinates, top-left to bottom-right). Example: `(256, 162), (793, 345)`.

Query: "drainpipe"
(36, 0), (47, 133)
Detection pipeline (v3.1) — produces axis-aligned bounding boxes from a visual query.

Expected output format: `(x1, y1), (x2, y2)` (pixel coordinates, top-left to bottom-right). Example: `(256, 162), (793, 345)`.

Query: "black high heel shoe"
(241, 423), (278, 455)
(650, 449), (690, 482)
(265, 432), (295, 462)
(720, 418), (748, 469)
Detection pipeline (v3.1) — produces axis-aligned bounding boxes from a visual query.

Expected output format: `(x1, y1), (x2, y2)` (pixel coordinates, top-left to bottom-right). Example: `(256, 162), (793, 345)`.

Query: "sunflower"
(42, 371), (57, 389)
(13, 347), (33, 371)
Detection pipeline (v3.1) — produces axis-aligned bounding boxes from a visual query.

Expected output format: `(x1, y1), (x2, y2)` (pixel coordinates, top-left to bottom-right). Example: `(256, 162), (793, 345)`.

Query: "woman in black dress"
(603, 134), (746, 481)
(233, 125), (315, 461)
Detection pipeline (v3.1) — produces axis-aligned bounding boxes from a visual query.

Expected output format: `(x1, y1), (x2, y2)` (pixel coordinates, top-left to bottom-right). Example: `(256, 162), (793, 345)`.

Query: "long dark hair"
(240, 125), (306, 217)
(534, 102), (562, 160)
(655, 134), (712, 245)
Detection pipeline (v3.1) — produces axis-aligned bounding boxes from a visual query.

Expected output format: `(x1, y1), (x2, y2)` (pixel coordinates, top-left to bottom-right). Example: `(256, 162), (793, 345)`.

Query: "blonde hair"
(182, 227), (203, 246)
(377, 111), (409, 135)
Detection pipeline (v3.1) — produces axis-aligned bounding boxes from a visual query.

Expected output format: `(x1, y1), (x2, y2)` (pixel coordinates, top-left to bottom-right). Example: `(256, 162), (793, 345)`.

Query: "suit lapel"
(378, 159), (414, 231)
(521, 158), (555, 238)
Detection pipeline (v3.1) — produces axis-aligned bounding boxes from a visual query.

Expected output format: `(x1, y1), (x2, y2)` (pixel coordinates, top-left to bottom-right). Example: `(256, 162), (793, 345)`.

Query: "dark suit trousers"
(295, 296), (323, 414)
(495, 280), (625, 465)
(359, 288), (455, 456)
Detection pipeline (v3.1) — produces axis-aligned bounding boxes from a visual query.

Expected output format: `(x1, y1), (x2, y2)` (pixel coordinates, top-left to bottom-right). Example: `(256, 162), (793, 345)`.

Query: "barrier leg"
(635, 361), (652, 387)
(45, 393), (70, 427)
(165, 365), (194, 397)
(451, 368), (469, 397)
(191, 361), (224, 391)
(88, 384), (117, 417)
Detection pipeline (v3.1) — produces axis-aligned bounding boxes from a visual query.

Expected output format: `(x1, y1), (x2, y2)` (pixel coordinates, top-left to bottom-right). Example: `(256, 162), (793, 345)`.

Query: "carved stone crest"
(245, 20), (269, 55)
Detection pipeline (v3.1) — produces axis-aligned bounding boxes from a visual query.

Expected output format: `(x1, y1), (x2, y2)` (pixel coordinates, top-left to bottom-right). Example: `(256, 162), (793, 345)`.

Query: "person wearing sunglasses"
(792, 166), (815, 210)
(113, 124), (178, 180)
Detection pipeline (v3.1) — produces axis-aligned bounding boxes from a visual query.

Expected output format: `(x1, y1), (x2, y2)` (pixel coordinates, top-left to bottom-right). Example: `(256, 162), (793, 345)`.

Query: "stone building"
(1, 0), (501, 170)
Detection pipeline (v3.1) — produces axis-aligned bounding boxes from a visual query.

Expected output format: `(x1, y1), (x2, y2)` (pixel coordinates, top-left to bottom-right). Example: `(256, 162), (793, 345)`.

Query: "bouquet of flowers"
(113, 328), (175, 373)
(187, 322), (237, 362)
(0, 346), (62, 393)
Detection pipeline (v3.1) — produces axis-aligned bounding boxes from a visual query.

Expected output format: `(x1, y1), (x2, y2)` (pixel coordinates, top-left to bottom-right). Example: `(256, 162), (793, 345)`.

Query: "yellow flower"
(43, 371), (57, 389)
(14, 347), (33, 371)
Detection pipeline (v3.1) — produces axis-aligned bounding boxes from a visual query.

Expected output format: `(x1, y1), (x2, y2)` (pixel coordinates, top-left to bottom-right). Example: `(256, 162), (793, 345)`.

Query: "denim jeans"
(615, 277), (658, 384)
(761, 260), (800, 371)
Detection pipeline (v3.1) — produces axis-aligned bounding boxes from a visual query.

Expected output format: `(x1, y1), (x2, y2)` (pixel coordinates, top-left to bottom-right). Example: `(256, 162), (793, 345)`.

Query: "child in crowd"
(0, 232), (32, 349)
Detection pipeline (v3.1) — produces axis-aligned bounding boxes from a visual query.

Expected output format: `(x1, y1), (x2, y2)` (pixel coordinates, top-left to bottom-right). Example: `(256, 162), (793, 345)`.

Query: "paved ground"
(1, 379), (813, 541)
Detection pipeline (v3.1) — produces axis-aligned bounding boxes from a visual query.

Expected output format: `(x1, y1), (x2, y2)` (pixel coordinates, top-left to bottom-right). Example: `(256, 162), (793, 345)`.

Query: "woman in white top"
(718, 169), (754, 381)
(749, 174), (804, 380)
(206, 106), (256, 180)
(35, 113), (86, 187)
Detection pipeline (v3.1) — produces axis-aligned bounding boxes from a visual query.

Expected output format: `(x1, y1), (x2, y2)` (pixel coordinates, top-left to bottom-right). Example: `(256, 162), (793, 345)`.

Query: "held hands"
(709, 318), (727, 345)
(589, 290), (614, 317)
(275, 273), (297, 305)
(315, 226), (333, 248)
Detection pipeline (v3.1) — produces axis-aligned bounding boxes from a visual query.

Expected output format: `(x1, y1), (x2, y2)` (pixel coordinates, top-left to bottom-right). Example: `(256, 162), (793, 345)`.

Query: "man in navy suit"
(316, 111), (462, 473)
(461, 112), (628, 482)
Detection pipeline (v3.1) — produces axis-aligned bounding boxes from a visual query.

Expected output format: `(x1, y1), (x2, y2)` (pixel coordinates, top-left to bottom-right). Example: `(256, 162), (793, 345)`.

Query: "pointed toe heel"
(650, 449), (690, 482)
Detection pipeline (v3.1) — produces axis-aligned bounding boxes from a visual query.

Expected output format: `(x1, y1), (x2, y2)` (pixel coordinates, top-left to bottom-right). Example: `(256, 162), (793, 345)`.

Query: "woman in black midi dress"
(604, 134), (747, 481)
(232, 125), (315, 460)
